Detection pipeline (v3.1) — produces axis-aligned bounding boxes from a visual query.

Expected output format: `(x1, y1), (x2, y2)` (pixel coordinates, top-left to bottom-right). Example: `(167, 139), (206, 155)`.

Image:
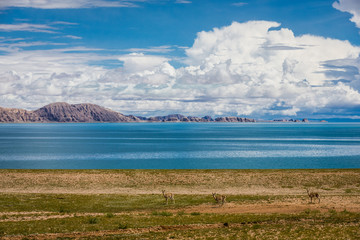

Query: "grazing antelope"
(212, 192), (226, 205)
(161, 190), (175, 205)
(306, 188), (320, 203)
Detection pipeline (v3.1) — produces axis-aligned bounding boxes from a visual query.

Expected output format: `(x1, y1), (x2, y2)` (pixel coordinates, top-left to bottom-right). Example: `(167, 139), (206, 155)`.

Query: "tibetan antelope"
(161, 190), (175, 205)
(306, 188), (320, 203)
(212, 193), (226, 205)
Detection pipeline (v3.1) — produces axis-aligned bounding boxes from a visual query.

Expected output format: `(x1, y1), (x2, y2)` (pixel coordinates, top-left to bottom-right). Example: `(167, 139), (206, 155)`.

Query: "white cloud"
(63, 35), (82, 39)
(175, 0), (191, 4)
(124, 45), (174, 53)
(0, 48), (106, 75)
(1, 21), (360, 118)
(0, 0), (144, 9)
(51, 21), (78, 25)
(179, 21), (360, 116)
(232, 2), (247, 7)
(0, 41), (66, 52)
(0, 37), (26, 42)
(118, 53), (170, 73)
(0, 23), (57, 33)
(333, 0), (360, 29)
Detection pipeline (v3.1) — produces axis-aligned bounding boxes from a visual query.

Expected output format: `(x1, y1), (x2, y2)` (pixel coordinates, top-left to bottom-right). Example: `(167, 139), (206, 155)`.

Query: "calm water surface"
(0, 123), (359, 169)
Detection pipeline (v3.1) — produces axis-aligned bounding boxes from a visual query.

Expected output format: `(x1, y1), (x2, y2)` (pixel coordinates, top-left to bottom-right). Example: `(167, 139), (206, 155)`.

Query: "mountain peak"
(34, 102), (138, 122)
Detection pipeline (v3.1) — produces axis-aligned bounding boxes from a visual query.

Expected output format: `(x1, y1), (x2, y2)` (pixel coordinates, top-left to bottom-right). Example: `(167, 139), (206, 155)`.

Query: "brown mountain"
(0, 102), (140, 123)
(0, 107), (40, 123)
(0, 102), (256, 123)
(214, 117), (256, 122)
(34, 102), (140, 122)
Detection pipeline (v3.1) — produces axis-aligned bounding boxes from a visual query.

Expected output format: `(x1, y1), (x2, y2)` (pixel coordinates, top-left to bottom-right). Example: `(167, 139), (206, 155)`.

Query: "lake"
(0, 123), (359, 169)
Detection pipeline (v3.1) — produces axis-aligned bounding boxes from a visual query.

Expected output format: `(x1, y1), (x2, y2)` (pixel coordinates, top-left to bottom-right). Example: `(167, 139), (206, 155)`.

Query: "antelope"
(212, 192), (226, 205)
(161, 190), (175, 205)
(306, 188), (320, 203)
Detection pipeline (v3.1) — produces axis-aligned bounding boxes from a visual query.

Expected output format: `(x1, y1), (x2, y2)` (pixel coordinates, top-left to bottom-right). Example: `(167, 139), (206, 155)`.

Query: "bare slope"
(0, 102), (257, 123)
(33, 102), (139, 122)
(0, 107), (39, 123)
(0, 102), (140, 123)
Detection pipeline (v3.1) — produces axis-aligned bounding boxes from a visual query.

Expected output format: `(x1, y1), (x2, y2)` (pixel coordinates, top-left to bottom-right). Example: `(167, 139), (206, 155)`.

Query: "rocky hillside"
(0, 107), (40, 123)
(146, 114), (213, 122)
(33, 102), (140, 122)
(0, 102), (140, 123)
(214, 117), (256, 122)
(145, 115), (255, 122)
(0, 102), (256, 123)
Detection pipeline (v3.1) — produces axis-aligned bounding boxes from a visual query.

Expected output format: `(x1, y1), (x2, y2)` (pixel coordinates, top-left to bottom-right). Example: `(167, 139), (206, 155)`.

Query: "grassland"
(0, 169), (359, 239)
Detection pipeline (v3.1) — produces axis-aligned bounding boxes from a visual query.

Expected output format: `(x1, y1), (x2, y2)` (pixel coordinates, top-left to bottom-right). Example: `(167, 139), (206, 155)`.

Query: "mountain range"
(0, 102), (256, 123)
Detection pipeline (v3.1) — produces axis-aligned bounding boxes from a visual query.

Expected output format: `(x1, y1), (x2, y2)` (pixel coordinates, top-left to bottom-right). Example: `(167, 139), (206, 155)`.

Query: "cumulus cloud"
(0, 48), (109, 107)
(333, 0), (360, 29)
(0, 0), (144, 9)
(179, 21), (360, 116)
(1, 21), (360, 118)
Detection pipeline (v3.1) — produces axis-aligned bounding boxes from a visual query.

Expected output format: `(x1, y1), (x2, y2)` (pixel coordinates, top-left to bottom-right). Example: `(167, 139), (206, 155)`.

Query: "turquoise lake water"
(0, 123), (359, 169)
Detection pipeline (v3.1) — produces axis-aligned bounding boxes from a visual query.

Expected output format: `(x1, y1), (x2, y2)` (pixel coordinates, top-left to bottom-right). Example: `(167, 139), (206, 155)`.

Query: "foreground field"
(0, 169), (359, 239)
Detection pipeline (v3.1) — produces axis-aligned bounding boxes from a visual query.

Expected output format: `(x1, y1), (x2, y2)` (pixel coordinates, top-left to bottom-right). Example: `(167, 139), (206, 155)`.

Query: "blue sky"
(1, 0), (360, 119)
(2, 0), (359, 57)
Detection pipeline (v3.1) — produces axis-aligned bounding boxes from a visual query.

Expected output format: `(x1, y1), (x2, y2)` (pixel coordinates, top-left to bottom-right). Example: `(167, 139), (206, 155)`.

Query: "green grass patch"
(87, 217), (98, 224)
(345, 188), (353, 193)
(0, 193), (284, 214)
(0, 210), (359, 237)
(117, 223), (128, 229)
(177, 210), (185, 216)
(105, 213), (114, 218)
(0, 193), (201, 213)
(190, 212), (201, 216)
(86, 224), (360, 239)
(151, 211), (173, 216)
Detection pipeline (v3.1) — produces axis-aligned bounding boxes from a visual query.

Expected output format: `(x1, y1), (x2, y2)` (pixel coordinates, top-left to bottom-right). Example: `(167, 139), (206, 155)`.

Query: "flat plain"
(0, 169), (359, 239)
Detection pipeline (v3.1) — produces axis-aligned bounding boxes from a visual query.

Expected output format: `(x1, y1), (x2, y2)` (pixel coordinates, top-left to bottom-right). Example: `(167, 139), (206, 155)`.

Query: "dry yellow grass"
(0, 169), (359, 195)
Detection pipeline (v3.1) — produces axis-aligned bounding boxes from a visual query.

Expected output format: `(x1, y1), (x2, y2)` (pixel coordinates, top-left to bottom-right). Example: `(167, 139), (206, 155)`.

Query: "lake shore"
(0, 169), (359, 239)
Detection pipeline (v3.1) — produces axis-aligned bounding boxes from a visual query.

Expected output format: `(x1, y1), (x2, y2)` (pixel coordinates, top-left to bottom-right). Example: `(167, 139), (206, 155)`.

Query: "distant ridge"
(0, 102), (139, 123)
(0, 102), (256, 123)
